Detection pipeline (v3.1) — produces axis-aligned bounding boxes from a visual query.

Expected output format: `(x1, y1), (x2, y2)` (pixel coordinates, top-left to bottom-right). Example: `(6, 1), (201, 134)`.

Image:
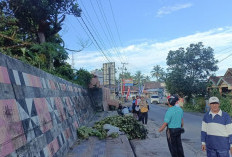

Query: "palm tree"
(133, 71), (144, 85)
(151, 65), (165, 82)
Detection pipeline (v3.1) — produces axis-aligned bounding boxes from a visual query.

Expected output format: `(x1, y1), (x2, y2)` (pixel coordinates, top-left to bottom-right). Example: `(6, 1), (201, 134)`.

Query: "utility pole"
(108, 66), (111, 90)
(118, 62), (128, 101)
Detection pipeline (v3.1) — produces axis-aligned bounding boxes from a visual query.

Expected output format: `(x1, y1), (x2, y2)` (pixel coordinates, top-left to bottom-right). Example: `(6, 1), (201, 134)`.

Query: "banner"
(123, 79), (133, 86)
(126, 87), (130, 100)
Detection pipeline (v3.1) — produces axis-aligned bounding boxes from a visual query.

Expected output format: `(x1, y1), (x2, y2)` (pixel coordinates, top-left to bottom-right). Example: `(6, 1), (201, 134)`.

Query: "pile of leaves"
(77, 116), (148, 140)
(77, 126), (105, 140)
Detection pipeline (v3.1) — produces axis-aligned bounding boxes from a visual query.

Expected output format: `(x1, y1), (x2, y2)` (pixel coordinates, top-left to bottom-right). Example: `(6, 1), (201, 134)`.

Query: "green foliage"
(165, 42), (218, 99)
(94, 116), (148, 140)
(150, 65), (166, 82)
(74, 68), (93, 87)
(133, 71), (144, 85)
(0, 0), (93, 89)
(77, 126), (104, 140)
(183, 97), (205, 112)
(220, 97), (232, 114)
(29, 42), (68, 70)
(1, 0), (81, 43)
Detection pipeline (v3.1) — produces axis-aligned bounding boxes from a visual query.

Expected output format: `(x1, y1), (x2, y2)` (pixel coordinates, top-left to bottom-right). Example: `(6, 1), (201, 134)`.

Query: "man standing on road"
(201, 96), (232, 157)
(158, 95), (184, 157)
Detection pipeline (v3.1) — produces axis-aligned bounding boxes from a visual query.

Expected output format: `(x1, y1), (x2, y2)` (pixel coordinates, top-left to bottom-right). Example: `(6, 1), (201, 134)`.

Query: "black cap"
(168, 95), (179, 106)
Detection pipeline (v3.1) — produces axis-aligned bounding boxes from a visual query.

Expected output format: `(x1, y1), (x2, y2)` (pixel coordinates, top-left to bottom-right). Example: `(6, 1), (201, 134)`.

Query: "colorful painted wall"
(0, 53), (94, 157)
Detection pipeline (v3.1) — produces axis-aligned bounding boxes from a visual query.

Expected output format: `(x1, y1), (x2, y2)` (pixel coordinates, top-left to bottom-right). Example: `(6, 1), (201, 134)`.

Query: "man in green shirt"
(159, 95), (184, 157)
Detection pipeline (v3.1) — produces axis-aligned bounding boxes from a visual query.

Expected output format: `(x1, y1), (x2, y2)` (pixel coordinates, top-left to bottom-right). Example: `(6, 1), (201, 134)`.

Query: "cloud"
(157, 3), (193, 17)
(70, 27), (232, 77)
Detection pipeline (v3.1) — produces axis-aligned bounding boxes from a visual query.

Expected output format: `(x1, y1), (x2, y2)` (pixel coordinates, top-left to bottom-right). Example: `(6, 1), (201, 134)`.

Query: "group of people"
(132, 95), (149, 125)
(158, 95), (232, 157)
(120, 94), (232, 157)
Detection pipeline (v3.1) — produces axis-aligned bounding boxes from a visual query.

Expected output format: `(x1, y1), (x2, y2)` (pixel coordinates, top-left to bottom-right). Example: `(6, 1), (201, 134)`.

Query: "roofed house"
(143, 81), (166, 97)
(208, 68), (232, 94)
(208, 76), (221, 89)
(224, 68), (232, 77)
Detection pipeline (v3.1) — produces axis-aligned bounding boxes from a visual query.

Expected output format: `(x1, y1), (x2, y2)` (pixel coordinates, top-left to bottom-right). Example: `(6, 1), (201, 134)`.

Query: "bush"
(195, 97), (205, 112)
(183, 97), (205, 112)
(220, 97), (232, 113)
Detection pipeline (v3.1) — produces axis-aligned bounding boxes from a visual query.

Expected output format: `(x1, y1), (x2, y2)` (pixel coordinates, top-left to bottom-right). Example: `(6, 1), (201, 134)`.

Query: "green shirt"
(164, 106), (183, 128)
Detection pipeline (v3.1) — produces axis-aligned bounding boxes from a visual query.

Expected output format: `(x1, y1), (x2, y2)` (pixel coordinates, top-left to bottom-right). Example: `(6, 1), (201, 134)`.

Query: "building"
(208, 68), (232, 94)
(91, 70), (103, 86)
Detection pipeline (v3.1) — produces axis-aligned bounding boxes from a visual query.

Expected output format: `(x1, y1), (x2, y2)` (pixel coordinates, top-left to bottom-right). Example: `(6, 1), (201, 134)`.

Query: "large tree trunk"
(38, 20), (49, 44)
(38, 32), (45, 43)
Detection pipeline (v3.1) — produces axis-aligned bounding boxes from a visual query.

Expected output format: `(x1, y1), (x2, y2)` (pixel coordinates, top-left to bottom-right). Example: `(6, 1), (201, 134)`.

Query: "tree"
(119, 71), (132, 80)
(1, 0), (81, 44)
(165, 42), (218, 100)
(74, 68), (93, 87)
(133, 71), (144, 85)
(151, 65), (166, 82)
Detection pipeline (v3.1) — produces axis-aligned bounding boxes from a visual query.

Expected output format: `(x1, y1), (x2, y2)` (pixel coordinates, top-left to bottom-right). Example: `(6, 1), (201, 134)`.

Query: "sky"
(60, 0), (232, 78)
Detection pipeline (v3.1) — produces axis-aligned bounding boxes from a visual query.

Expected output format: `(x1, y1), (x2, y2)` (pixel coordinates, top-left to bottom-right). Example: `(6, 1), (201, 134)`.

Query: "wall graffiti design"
(34, 98), (53, 133)
(0, 66), (11, 84)
(0, 99), (26, 157)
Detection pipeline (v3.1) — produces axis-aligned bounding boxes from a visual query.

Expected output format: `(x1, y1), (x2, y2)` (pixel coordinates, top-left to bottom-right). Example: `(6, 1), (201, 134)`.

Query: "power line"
(75, 17), (109, 63)
(215, 46), (232, 59)
(81, 12), (116, 62)
(96, 0), (125, 63)
(79, 0), (116, 63)
(86, 0), (124, 64)
(218, 52), (232, 63)
(79, 16), (112, 62)
(108, 0), (128, 63)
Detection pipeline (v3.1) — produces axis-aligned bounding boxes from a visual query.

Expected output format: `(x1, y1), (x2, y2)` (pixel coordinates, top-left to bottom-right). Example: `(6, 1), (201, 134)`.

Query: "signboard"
(123, 79), (133, 86)
(103, 62), (115, 86)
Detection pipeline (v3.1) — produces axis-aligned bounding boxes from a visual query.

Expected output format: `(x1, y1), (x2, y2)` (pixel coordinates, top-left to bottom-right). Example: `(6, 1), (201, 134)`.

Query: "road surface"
(149, 104), (204, 152)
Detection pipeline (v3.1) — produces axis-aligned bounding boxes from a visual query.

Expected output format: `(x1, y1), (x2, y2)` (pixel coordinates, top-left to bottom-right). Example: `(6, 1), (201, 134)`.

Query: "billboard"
(103, 62), (115, 86)
(123, 79), (133, 86)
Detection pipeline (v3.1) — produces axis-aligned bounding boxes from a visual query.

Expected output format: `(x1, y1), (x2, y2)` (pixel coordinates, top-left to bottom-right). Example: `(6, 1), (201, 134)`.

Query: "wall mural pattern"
(0, 53), (94, 157)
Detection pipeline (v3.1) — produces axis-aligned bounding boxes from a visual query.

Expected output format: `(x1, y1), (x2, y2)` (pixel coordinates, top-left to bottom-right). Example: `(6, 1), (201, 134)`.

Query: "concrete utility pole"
(108, 66), (111, 90)
(118, 62), (128, 100)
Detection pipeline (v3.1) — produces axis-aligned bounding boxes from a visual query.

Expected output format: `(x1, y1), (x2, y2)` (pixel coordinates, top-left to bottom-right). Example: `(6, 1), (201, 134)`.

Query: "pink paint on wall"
(73, 121), (78, 129)
(0, 99), (26, 156)
(28, 74), (42, 88)
(54, 97), (66, 121)
(65, 97), (74, 116)
(34, 98), (52, 133)
(64, 128), (71, 140)
(49, 80), (56, 90)
(0, 66), (11, 84)
(60, 83), (66, 91)
(47, 138), (59, 157)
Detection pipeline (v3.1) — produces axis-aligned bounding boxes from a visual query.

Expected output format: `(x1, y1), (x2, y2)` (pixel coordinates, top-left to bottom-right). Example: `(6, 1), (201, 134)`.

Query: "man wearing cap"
(158, 95), (184, 157)
(201, 96), (232, 157)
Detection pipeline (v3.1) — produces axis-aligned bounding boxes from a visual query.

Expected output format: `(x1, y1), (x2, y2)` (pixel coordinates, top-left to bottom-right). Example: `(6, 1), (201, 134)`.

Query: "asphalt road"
(149, 103), (204, 152)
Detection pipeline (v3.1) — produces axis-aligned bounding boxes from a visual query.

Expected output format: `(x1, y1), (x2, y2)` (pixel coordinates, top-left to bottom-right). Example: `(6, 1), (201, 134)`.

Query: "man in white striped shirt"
(201, 96), (232, 157)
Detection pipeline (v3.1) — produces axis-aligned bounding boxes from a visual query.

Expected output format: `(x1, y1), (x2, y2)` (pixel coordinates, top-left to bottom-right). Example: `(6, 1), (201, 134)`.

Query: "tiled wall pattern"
(0, 53), (94, 157)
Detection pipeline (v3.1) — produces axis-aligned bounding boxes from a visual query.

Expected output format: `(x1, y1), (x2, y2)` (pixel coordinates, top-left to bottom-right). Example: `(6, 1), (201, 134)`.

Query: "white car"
(150, 95), (160, 104)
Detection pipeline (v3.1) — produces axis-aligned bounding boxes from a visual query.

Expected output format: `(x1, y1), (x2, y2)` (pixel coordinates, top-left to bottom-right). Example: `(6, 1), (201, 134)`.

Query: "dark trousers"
(207, 148), (230, 157)
(166, 128), (185, 157)
(140, 112), (148, 124)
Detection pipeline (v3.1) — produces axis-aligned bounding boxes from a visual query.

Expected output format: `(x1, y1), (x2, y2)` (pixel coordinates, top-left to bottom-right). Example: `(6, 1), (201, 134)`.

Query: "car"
(150, 95), (160, 104)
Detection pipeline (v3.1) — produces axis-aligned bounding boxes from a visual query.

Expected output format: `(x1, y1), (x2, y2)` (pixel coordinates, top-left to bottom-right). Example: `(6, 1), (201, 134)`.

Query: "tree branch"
(1, 42), (32, 49)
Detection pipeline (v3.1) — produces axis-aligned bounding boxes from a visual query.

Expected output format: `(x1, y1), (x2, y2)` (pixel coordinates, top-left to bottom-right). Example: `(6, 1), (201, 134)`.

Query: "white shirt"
(209, 109), (222, 118)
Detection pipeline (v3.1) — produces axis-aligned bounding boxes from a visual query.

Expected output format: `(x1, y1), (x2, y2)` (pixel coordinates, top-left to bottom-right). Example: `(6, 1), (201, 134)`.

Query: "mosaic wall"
(0, 53), (94, 157)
